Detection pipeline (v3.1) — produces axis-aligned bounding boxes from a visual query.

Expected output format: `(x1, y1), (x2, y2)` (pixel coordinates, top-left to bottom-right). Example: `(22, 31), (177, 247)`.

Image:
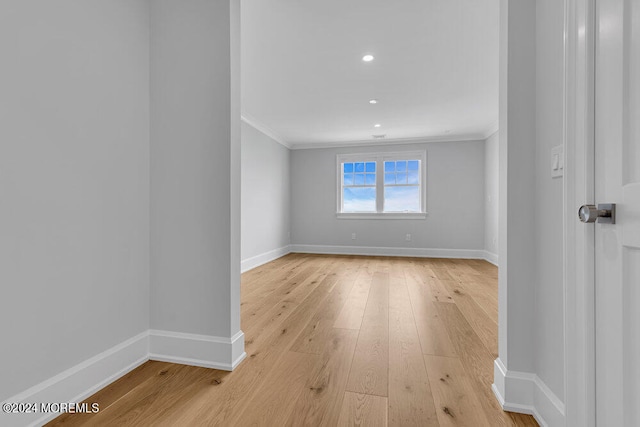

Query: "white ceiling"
(241, 0), (499, 148)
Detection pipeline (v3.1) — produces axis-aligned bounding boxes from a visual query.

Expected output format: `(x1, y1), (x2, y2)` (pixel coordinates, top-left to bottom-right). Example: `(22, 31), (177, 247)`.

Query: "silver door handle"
(578, 204), (616, 224)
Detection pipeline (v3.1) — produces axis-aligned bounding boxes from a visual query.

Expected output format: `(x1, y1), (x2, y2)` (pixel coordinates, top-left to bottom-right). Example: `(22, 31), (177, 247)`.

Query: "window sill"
(336, 212), (428, 220)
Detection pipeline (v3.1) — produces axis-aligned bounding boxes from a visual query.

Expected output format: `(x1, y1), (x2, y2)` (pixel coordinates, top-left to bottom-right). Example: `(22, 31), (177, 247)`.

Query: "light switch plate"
(551, 145), (564, 178)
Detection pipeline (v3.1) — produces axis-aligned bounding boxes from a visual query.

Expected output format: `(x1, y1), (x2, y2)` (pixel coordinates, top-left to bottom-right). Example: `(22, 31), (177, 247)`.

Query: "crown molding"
(240, 113), (497, 150)
(483, 122), (500, 140)
(240, 113), (291, 149)
(288, 133), (486, 150)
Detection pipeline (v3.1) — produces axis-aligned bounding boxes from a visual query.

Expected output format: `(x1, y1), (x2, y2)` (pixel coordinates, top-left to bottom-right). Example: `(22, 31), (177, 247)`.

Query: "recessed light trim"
(374, 124), (381, 128)
(369, 99), (378, 104)
(362, 54), (375, 62)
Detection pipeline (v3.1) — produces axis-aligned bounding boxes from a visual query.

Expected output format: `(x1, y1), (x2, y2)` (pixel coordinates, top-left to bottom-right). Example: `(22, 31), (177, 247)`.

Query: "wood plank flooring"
(48, 254), (538, 427)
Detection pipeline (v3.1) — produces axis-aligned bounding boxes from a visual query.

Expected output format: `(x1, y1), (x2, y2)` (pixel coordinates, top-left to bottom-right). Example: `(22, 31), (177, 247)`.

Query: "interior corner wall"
(241, 122), (291, 269)
(290, 141), (485, 254)
(0, 0), (151, 402)
(150, 0), (240, 340)
(484, 132), (500, 262)
(497, 0), (537, 376)
(534, 0), (565, 402)
(496, 0), (567, 423)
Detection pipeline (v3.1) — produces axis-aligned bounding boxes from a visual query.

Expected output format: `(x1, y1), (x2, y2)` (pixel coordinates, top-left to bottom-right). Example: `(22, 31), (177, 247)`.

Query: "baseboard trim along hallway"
(0, 330), (245, 427)
(149, 329), (246, 371)
(483, 250), (499, 266)
(290, 243), (495, 263)
(493, 358), (565, 427)
(241, 245), (499, 271)
(241, 245), (292, 273)
(0, 332), (149, 427)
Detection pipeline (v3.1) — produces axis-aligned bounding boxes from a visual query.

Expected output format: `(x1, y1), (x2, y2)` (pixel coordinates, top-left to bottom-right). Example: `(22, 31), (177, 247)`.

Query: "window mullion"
(376, 157), (384, 213)
(340, 163), (344, 212)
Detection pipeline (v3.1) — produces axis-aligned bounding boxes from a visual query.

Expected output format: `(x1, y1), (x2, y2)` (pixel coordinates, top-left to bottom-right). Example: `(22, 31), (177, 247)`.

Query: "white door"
(595, 0), (640, 425)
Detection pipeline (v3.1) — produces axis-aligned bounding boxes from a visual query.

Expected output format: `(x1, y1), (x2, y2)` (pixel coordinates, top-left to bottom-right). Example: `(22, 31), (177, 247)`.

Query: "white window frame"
(336, 151), (427, 219)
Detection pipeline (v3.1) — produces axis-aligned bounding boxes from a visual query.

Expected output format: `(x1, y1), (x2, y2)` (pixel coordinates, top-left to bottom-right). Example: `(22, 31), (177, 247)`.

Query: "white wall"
(496, 0), (537, 386)
(534, 0), (565, 402)
(0, 0), (150, 402)
(291, 141), (485, 253)
(494, 1), (566, 424)
(150, 0), (241, 340)
(241, 122), (291, 267)
(484, 131), (499, 261)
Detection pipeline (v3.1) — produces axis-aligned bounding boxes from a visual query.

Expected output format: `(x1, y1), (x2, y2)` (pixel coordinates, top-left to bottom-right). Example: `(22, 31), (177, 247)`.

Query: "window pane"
(344, 187), (376, 212)
(396, 161), (407, 172)
(397, 172), (407, 183)
(354, 173), (365, 185)
(384, 173), (395, 185)
(408, 160), (419, 170)
(384, 161), (395, 172)
(344, 173), (354, 185)
(408, 170), (419, 184)
(365, 173), (376, 185)
(384, 186), (420, 212)
(355, 162), (365, 172)
(344, 163), (354, 173)
(366, 162), (376, 173)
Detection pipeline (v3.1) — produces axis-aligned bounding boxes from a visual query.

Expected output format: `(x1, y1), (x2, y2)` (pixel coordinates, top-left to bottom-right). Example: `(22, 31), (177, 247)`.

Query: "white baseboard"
(242, 244), (497, 266)
(493, 358), (565, 427)
(290, 244), (491, 261)
(483, 250), (499, 266)
(241, 245), (291, 273)
(149, 329), (246, 371)
(0, 331), (149, 427)
(1, 329), (246, 427)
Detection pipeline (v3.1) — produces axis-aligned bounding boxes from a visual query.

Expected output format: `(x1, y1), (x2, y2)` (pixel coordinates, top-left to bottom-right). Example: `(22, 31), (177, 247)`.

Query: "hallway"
(49, 254), (536, 426)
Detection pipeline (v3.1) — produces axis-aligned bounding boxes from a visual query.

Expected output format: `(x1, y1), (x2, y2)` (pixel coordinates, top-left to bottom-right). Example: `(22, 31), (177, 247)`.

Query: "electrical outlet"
(406, 233), (412, 241)
(351, 232), (356, 240)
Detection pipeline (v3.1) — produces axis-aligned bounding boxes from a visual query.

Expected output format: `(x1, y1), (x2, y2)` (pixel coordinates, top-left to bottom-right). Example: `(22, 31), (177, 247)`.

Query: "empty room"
(2, 0), (639, 426)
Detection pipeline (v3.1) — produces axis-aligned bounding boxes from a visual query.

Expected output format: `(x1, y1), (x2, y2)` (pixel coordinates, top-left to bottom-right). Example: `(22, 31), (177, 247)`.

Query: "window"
(342, 161), (377, 212)
(337, 151), (427, 219)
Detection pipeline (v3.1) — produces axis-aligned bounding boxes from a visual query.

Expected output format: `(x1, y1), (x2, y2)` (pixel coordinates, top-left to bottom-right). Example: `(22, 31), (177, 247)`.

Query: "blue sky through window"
(342, 159), (422, 213)
(342, 162), (376, 212)
(384, 186), (420, 212)
(382, 160), (421, 212)
(343, 187), (376, 212)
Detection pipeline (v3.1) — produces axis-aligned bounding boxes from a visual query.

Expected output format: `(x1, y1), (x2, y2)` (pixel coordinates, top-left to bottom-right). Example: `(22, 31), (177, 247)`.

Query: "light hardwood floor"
(48, 254), (538, 426)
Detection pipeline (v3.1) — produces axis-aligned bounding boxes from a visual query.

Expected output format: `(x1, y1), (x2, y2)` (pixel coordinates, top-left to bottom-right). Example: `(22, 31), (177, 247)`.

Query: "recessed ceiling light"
(374, 124), (381, 128)
(362, 54), (374, 62)
(369, 99), (378, 104)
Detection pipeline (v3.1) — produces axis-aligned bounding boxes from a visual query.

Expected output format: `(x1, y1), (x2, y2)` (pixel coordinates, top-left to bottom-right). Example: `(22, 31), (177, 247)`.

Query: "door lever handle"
(578, 203), (616, 224)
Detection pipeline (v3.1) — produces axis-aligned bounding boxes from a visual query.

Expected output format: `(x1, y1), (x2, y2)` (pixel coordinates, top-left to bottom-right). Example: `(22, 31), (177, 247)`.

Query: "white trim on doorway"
(563, 0), (596, 425)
